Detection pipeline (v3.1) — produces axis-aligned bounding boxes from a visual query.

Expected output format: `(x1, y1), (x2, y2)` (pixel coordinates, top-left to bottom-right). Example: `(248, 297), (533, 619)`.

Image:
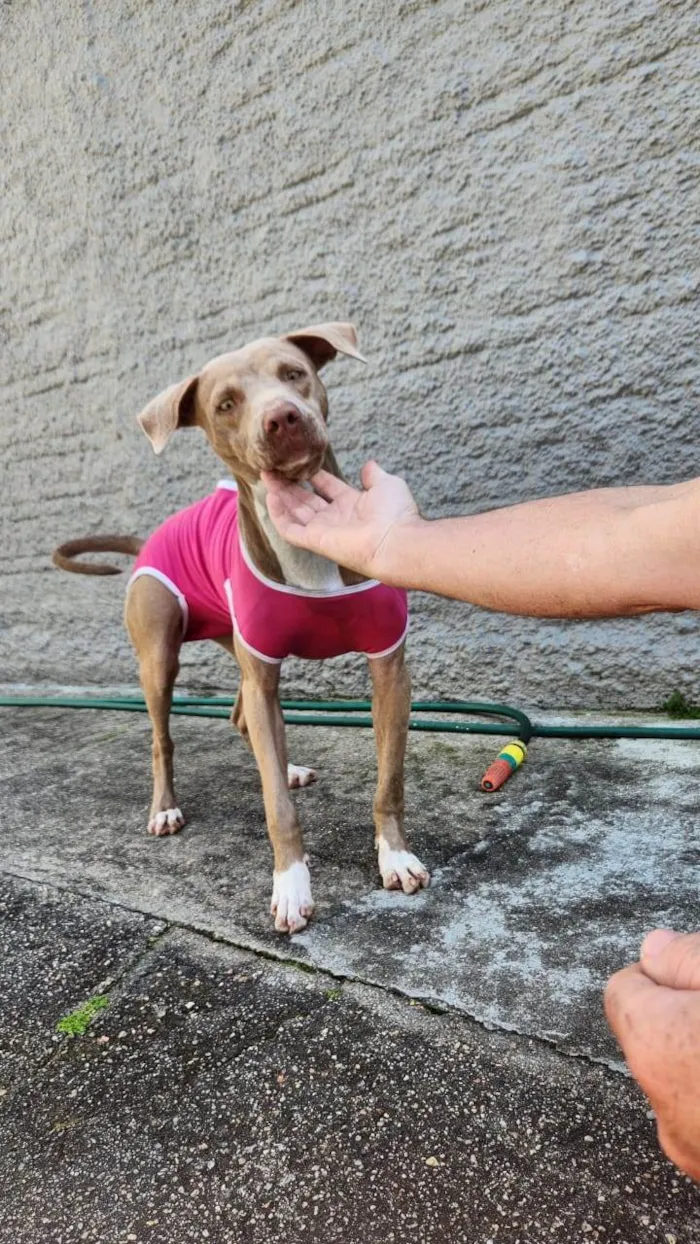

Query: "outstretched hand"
(605, 929), (700, 1181)
(262, 461), (421, 583)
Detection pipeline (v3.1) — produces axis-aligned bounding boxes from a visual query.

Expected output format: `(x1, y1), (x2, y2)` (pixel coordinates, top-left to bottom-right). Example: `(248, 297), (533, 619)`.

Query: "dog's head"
(137, 322), (365, 482)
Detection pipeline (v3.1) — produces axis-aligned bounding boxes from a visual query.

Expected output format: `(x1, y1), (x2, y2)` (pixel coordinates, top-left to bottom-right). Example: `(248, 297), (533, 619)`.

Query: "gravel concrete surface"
(1, 704), (699, 1242)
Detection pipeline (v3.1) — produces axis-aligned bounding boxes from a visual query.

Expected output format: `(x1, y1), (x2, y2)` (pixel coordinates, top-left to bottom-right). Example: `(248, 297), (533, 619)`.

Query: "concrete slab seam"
(0, 866), (630, 1080)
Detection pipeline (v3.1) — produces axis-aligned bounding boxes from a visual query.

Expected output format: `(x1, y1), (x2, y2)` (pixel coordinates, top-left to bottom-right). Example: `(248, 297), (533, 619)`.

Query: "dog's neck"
(232, 447), (362, 590)
(250, 479), (344, 590)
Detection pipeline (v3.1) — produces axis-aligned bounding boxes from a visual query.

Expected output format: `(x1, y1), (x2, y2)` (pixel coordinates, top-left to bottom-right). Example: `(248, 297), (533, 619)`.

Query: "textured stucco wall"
(2, 0), (699, 707)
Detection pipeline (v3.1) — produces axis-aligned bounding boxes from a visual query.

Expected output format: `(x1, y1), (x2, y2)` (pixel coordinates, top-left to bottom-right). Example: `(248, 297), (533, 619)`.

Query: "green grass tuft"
(56, 994), (109, 1037)
(661, 691), (700, 719)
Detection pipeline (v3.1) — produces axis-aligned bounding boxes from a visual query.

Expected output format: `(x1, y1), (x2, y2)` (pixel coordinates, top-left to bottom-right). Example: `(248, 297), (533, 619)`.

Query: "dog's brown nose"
(263, 404), (301, 439)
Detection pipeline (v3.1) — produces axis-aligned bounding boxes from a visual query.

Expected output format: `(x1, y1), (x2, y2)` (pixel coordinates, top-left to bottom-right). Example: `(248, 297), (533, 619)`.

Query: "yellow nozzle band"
(499, 741), (527, 767)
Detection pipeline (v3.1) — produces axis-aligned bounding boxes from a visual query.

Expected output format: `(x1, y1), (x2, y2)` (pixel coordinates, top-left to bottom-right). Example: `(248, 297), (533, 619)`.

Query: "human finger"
(263, 474), (329, 515)
(640, 930), (700, 991)
(307, 470), (357, 503)
(605, 963), (700, 1182)
(603, 964), (687, 1105)
(261, 473), (325, 506)
(360, 460), (388, 489)
(604, 961), (659, 1043)
(641, 929), (680, 958)
(265, 492), (324, 546)
(267, 491), (323, 525)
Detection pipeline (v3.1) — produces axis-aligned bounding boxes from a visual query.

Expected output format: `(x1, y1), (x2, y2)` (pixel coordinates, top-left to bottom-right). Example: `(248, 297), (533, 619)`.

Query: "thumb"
(640, 929), (700, 990)
(360, 460), (387, 490)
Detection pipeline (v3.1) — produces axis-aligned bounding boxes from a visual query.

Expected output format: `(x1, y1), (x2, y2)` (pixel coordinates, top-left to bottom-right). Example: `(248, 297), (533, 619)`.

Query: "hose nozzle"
(480, 740), (527, 792)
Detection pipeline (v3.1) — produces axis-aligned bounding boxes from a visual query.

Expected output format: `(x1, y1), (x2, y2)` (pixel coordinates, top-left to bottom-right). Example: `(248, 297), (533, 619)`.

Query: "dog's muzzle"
(257, 401), (327, 477)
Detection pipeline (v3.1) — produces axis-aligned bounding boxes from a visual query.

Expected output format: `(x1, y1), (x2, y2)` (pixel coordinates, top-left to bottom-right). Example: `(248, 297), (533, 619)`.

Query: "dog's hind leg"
(228, 668), (317, 792)
(125, 576), (185, 836)
(369, 643), (430, 894)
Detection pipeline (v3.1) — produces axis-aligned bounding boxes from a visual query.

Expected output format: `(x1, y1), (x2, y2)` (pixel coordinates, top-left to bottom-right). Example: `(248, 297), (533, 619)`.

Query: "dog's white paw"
(148, 807), (185, 837)
(270, 860), (315, 934)
(377, 838), (430, 894)
(287, 763), (318, 790)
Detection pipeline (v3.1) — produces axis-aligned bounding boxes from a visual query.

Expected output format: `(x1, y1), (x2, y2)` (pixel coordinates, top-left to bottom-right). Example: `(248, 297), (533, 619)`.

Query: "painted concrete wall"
(2, 0), (699, 707)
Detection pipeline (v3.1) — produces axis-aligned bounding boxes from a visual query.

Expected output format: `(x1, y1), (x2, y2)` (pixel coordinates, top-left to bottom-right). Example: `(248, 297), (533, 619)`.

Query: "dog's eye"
(284, 368), (304, 383)
(218, 397), (237, 412)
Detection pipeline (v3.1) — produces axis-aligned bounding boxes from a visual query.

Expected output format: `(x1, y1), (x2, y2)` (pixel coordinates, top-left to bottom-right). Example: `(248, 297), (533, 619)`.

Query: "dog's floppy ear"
(284, 322), (366, 370)
(137, 374), (199, 455)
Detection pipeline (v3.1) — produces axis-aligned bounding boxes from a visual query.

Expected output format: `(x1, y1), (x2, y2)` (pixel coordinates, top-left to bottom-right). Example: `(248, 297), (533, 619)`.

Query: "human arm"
(604, 930), (700, 1181)
(263, 463), (700, 617)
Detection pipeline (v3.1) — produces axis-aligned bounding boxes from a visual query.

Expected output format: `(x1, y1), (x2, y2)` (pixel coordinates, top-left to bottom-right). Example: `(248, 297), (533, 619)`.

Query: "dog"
(53, 322), (430, 933)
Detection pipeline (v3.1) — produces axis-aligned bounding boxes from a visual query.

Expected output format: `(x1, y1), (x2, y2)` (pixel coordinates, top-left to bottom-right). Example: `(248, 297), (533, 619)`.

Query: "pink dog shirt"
(129, 482), (408, 663)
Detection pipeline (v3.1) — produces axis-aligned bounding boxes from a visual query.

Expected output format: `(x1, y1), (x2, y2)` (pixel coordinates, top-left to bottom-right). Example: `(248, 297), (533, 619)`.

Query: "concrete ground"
(1, 701), (699, 1243)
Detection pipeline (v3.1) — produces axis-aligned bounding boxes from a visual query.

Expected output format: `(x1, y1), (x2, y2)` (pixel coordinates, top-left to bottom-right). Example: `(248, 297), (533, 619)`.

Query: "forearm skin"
(381, 480), (700, 617)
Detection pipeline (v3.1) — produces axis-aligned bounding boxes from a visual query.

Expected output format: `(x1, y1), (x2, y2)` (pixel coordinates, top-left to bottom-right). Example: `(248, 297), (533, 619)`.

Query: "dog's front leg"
(234, 638), (314, 933)
(370, 644), (430, 894)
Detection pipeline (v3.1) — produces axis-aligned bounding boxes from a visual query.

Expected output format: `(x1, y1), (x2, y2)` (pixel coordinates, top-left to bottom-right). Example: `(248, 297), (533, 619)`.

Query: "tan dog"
(54, 323), (429, 933)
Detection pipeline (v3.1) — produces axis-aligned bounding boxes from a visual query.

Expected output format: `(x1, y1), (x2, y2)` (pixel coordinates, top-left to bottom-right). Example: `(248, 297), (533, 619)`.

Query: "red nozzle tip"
(480, 758), (515, 792)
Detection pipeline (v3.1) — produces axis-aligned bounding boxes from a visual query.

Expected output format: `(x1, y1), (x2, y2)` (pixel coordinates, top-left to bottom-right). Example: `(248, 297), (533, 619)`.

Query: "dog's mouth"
(253, 428), (327, 482)
(275, 449), (326, 482)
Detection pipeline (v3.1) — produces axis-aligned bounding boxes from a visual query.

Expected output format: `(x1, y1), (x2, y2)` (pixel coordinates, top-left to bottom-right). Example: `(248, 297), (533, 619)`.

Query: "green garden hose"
(2, 693), (699, 793)
(0, 694), (531, 738)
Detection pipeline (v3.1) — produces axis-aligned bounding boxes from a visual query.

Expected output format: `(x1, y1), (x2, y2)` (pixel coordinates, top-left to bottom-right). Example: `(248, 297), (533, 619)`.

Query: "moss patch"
(56, 994), (109, 1037)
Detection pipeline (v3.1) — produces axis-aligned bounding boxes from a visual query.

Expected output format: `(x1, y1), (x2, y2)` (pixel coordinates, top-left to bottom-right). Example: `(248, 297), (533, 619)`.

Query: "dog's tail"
(52, 535), (144, 576)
